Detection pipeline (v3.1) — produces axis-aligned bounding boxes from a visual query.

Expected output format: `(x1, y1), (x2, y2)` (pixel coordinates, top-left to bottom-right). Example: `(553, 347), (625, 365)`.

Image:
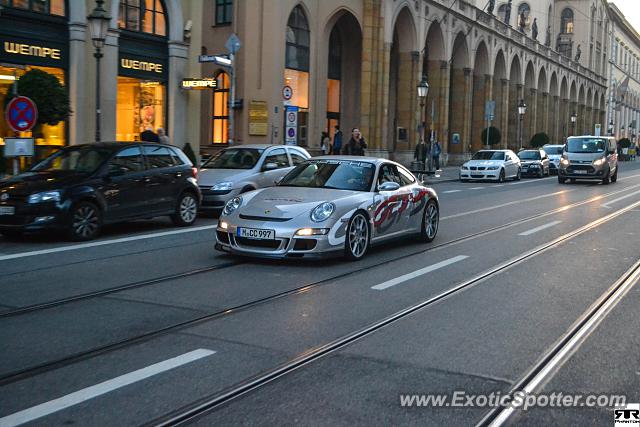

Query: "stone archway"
(471, 41), (490, 151)
(387, 6), (417, 156)
(507, 55), (522, 150)
(448, 32), (470, 159)
(422, 21), (446, 152)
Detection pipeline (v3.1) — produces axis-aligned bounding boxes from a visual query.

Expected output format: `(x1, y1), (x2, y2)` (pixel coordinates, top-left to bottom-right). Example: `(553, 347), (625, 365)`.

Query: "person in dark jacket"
(345, 128), (367, 156)
(333, 125), (343, 155)
(140, 127), (159, 142)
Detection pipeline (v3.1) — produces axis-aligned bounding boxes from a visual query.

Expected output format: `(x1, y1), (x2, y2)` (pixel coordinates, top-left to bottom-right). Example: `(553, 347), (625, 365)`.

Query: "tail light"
(191, 167), (198, 178)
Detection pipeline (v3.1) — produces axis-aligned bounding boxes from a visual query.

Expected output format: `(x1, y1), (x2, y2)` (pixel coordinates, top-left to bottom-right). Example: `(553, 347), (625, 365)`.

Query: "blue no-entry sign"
(6, 96), (38, 132)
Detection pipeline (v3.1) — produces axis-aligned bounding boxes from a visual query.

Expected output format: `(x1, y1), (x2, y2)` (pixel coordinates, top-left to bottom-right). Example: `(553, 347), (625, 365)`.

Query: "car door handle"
(175, 172), (183, 178)
(143, 176), (152, 183)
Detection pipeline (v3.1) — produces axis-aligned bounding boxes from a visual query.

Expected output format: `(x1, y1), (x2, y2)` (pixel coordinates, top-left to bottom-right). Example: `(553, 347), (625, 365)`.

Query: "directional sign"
(225, 33), (242, 54)
(6, 96), (37, 132)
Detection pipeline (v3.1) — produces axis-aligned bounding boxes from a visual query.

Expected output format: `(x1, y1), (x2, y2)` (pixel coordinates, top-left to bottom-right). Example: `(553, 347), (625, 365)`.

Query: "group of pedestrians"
(320, 126), (367, 156)
(414, 139), (442, 170)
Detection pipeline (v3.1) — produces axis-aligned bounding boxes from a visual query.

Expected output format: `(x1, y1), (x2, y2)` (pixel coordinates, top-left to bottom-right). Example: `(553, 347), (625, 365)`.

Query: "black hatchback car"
(0, 143), (201, 241)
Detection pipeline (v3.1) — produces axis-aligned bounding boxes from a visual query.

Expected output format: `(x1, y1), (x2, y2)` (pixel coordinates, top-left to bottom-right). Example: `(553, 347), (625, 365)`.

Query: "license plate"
(0, 206), (15, 216)
(574, 170), (587, 174)
(237, 227), (275, 240)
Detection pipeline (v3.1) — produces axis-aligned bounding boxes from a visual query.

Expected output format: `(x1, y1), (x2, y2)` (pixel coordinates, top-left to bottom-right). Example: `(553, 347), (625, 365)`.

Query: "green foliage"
(530, 132), (550, 148)
(480, 126), (501, 146)
(182, 142), (197, 165)
(7, 69), (71, 126)
(619, 138), (631, 148)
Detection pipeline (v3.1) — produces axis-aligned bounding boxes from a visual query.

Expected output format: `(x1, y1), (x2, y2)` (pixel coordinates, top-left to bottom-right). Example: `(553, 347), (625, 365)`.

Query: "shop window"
(119, 0), (167, 37)
(116, 77), (166, 142)
(0, 0), (65, 15)
(561, 8), (574, 34)
(0, 65), (66, 156)
(211, 72), (229, 144)
(215, 0), (232, 25)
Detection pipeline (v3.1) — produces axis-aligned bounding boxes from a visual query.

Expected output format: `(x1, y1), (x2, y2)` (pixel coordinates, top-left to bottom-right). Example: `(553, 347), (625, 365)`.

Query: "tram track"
(147, 198), (640, 426)
(1, 184), (639, 390)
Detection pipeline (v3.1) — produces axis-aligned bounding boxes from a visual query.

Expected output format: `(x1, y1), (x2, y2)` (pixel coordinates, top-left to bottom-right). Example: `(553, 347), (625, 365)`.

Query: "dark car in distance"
(0, 142), (201, 241)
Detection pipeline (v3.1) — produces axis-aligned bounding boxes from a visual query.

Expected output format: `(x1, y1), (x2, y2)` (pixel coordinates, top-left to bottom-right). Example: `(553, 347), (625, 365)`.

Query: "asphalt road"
(2, 162), (640, 426)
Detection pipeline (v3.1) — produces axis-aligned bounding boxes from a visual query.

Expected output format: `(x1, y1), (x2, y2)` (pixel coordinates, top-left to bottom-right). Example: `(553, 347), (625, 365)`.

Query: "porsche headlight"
(593, 157), (606, 166)
(223, 196), (242, 215)
(310, 202), (335, 222)
(28, 190), (61, 204)
(211, 181), (233, 191)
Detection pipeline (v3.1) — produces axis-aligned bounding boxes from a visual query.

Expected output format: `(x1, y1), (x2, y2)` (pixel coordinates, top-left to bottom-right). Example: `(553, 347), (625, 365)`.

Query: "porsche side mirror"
(378, 181), (400, 192)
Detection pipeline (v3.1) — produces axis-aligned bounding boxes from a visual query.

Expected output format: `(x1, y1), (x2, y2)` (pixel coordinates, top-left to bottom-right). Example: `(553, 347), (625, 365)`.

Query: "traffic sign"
(285, 105), (298, 145)
(6, 96), (37, 132)
(282, 85), (293, 101)
(225, 33), (242, 54)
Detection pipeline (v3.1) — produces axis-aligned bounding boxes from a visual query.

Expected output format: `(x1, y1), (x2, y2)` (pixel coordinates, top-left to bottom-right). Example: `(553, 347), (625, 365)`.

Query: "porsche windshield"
(566, 138), (606, 153)
(202, 148), (264, 169)
(472, 151), (505, 160)
(31, 146), (112, 173)
(279, 160), (375, 192)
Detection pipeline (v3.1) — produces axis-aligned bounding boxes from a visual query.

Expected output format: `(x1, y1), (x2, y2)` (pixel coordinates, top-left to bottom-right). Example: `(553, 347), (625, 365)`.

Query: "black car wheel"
(498, 169), (505, 183)
(515, 168), (521, 181)
(602, 170), (610, 185)
(538, 168), (544, 178)
(68, 202), (101, 241)
(558, 176), (566, 184)
(172, 192), (198, 226)
(344, 212), (369, 261)
(420, 199), (439, 243)
(611, 168), (618, 183)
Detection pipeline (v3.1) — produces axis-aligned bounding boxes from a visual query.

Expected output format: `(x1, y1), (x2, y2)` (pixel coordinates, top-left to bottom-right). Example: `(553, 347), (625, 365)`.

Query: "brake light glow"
(191, 167), (198, 178)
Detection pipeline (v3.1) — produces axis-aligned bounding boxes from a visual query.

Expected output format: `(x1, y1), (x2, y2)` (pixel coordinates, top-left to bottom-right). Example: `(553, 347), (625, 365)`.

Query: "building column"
(539, 92), (549, 137)
(528, 88), (538, 143)
(68, 23), (87, 145)
(500, 78), (509, 148)
(439, 60), (451, 157)
(463, 67), (473, 155)
(168, 41), (189, 148)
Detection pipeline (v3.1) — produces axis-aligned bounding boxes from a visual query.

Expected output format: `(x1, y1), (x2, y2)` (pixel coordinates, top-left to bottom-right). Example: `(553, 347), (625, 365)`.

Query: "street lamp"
(608, 120), (614, 136)
(87, 0), (111, 143)
(518, 99), (527, 150)
(570, 112), (577, 136)
(417, 77), (429, 171)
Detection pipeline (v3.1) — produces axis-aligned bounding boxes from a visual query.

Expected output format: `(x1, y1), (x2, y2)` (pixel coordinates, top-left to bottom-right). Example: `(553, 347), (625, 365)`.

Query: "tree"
(480, 126), (502, 146)
(530, 132), (550, 147)
(7, 69), (71, 126)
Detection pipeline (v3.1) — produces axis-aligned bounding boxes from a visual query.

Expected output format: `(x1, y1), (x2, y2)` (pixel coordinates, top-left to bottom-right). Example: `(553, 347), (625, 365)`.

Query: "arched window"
(211, 72), (229, 144)
(561, 8), (574, 34)
(118, 0), (167, 37)
(0, 0), (65, 15)
(284, 5), (310, 145)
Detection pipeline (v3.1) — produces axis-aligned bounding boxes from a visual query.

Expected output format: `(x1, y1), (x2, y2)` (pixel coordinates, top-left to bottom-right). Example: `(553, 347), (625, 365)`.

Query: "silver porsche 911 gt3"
(215, 156), (439, 260)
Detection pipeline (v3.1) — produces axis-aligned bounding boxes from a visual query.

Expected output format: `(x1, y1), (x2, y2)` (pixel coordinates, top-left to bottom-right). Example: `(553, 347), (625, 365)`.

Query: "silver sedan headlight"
(223, 196), (242, 215)
(28, 190), (61, 204)
(310, 202), (335, 222)
(487, 166), (499, 170)
(211, 181), (233, 191)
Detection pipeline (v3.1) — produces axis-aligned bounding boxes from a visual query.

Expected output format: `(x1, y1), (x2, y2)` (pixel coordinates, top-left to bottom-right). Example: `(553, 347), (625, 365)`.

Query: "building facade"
(606, 3), (640, 143)
(0, 0), (192, 161)
(192, 0), (610, 165)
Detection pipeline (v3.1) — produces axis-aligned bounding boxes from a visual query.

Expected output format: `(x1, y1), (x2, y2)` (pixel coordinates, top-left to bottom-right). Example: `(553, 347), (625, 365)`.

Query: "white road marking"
(518, 220), (562, 236)
(441, 190), (570, 220)
(371, 255), (469, 290)
(470, 187), (485, 190)
(0, 224), (218, 262)
(443, 190), (462, 194)
(0, 349), (216, 427)
(601, 189), (640, 209)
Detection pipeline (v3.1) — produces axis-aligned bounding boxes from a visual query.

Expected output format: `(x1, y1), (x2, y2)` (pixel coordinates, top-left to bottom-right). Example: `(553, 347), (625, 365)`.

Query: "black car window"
(143, 145), (176, 169)
(32, 146), (112, 173)
(264, 148), (289, 168)
(397, 166), (416, 186)
(108, 147), (144, 174)
(288, 150), (308, 166)
(168, 147), (193, 166)
(378, 164), (401, 186)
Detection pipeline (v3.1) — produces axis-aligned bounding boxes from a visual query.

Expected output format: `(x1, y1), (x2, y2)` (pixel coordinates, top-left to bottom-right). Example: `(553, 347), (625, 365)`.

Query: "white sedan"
(459, 149), (521, 182)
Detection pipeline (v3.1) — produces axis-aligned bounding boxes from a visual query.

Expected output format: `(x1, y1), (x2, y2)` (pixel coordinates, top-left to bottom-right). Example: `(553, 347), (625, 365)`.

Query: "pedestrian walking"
(333, 125), (343, 155)
(320, 131), (331, 155)
(140, 126), (159, 142)
(432, 140), (442, 170)
(346, 128), (367, 156)
(157, 128), (169, 144)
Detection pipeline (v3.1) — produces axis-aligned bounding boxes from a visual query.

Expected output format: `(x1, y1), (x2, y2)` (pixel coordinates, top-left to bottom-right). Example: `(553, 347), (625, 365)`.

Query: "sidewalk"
(414, 166), (460, 184)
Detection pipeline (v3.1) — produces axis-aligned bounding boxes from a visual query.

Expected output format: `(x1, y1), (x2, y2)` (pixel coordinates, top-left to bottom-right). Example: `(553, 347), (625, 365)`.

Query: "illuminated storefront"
(0, 1), (68, 161)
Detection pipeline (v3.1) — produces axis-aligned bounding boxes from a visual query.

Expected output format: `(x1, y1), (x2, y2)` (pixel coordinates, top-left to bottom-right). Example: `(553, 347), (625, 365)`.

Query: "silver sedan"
(215, 157), (439, 260)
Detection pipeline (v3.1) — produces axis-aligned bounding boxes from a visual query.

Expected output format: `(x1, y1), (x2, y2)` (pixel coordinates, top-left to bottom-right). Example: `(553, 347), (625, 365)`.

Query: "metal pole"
(485, 118), (491, 149)
(519, 114), (523, 150)
(94, 47), (102, 143)
(228, 52), (235, 144)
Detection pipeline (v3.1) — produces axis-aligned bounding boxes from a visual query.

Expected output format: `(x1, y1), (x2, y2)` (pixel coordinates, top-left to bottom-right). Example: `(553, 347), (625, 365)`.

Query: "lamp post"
(570, 112), (577, 136)
(417, 77), (429, 171)
(608, 120), (614, 136)
(87, 0), (111, 143)
(517, 99), (527, 150)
